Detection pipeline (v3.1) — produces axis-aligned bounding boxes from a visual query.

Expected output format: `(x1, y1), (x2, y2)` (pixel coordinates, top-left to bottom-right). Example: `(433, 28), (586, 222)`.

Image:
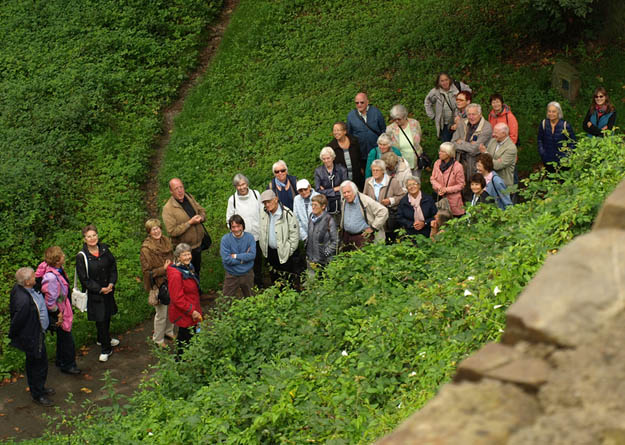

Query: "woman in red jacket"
(167, 243), (202, 359)
(488, 93), (519, 145)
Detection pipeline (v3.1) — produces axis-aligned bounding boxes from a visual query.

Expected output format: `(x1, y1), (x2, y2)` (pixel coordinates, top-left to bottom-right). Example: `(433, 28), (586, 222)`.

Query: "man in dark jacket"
(9, 267), (54, 406)
(347, 92), (386, 165)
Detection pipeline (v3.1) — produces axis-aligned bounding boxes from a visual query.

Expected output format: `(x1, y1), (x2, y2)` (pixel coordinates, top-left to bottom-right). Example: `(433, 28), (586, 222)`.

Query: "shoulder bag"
(398, 124), (431, 170)
(71, 252), (88, 313)
(435, 162), (454, 212)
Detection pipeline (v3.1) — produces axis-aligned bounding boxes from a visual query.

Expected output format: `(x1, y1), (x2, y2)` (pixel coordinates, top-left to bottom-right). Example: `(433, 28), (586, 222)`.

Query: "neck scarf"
(439, 158), (454, 173)
(408, 191), (425, 223)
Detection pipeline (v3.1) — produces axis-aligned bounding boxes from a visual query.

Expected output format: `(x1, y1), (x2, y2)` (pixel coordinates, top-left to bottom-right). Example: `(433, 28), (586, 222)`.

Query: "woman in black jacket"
(328, 121), (364, 191)
(76, 224), (118, 363)
(397, 176), (437, 238)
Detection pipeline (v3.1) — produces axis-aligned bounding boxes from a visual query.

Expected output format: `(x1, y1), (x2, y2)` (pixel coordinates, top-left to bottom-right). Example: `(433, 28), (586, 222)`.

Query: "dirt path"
(0, 0), (237, 440)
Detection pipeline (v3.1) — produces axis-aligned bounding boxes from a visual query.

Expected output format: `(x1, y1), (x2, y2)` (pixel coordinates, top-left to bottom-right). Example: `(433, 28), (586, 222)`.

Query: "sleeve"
(445, 164), (466, 194)
(387, 180), (406, 206)
(508, 113), (519, 144)
(225, 195), (235, 224)
(140, 247), (165, 291)
(162, 206), (190, 238)
(76, 252), (101, 294)
(424, 90), (436, 120)
(369, 198), (389, 230)
(220, 235), (238, 266)
(167, 267), (191, 314)
(494, 179), (513, 209)
(430, 163), (442, 192)
(454, 139), (480, 155)
(107, 250), (118, 286)
(314, 168), (330, 195)
(374, 108), (386, 134)
(566, 122), (576, 143)
(460, 81), (472, 93)
(288, 211), (300, 256)
(324, 218), (339, 257)
(606, 112), (617, 130)
(365, 150), (376, 178)
(413, 120), (422, 147)
(537, 121), (545, 156)
(42, 273), (60, 310)
(192, 195), (207, 222)
(492, 143), (517, 172)
(346, 112), (354, 135)
(423, 197), (437, 225)
(397, 197), (414, 229)
(583, 110), (602, 136)
(294, 200), (308, 241)
(235, 235), (256, 262)
(9, 288), (30, 336)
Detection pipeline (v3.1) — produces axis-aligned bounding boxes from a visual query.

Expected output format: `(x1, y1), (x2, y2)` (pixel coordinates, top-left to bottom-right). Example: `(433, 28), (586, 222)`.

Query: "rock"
(503, 230), (625, 348)
(594, 180), (625, 231)
(486, 358), (551, 390)
(455, 342), (518, 382)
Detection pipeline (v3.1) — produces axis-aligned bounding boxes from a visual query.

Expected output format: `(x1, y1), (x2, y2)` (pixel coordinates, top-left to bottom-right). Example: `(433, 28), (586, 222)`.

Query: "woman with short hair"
(450, 90), (472, 132)
(430, 142), (466, 217)
(476, 153), (512, 210)
(386, 104), (423, 177)
(397, 176), (437, 237)
(306, 194), (338, 274)
(364, 159), (406, 240)
(365, 133), (402, 178)
(140, 218), (175, 348)
(583, 87), (616, 137)
(537, 101), (576, 173)
(328, 121), (364, 190)
(488, 93), (519, 145)
(424, 72), (472, 142)
(268, 160), (298, 210)
(314, 146), (347, 216)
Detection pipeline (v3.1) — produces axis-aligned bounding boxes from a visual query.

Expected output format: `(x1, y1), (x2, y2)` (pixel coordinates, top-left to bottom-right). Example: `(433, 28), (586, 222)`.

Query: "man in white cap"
(293, 179), (319, 241)
(259, 189), (301, 288)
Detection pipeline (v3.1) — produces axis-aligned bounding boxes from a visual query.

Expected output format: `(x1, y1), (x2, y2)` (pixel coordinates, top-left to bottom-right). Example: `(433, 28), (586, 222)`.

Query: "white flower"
(148, 432), (154, 437)
(397, 402), (402, 409)
(341, 350), (348, 357)
(418, 351), (426, 357)
(409, 371), (417, 376)
(498, 329), (504, 333)
(467, 276), (475, 281)
(409, 312), (413, 316)
(464, 289), (472, 296)
(493, 304), (503, 309)
(493, 286), (501, 295)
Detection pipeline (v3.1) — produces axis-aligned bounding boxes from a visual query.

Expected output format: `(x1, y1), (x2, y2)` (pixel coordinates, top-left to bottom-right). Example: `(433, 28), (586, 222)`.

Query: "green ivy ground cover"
(29, 132), (625, 443)
(0, 0), (222, 374)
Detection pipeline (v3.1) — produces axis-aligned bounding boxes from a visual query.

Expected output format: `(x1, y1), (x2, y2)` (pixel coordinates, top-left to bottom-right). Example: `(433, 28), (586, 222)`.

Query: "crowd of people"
(9, 73), (616, 407)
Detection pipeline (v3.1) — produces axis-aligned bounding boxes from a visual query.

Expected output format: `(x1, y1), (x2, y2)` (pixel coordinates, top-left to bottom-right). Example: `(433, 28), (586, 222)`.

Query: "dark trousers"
(266, 247), (301, 289)
(96, 318), (111, 354)
(223, 270), (254, 298)
(191, 246), (202, 277)
(341, 231), (372, 252)
(176, 326), (194, 360)
(439, 124), (453, 142)
(55, 329), (77, 371)
(253, 241), (263, 287)
(26, 339), (48, 399)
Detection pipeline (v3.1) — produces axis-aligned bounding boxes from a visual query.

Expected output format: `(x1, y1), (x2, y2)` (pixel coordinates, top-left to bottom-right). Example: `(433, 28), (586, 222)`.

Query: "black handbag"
(200, 224), (212, 251)
(158, 282), (170, 305)
(399, 124), (431, 170)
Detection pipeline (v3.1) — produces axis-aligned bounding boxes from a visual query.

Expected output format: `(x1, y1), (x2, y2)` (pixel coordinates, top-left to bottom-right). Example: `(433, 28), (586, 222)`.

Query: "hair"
(15, 267), (34, 286)
(494, 122), (510, 135)
(370, 159), (386, 171)
(590, 87), (615, 113)
(470, 173), (486, 189)
(82, 224), (97, 236)
(232, 173), (249, 187)
(377, 133), (392, 146)
(311, 194), (328, 208)
(466, 103), (482, 115)
(319, 146), (336, 161)
(546, 101), (564, 119)
(456, 90), (472, 101)
(436, 209), (453, 226)
(173, 243), (192, 260)
(489, 93), (504, 104)
(389, 104), (408, 120)
(439, 142), (456, 158)
(340, 180), (358, 197)
(228, 214), (246, 230)
(44, 246), (64, 267)
(145, 218), (161, 233)
(333, 121), (347, 131)
(381, 152), (399, 170)
(404, 175), (421, 187)
(477, 153), (494, 172)
(435, 72), (453, 88)
(272, 160), (288, 173)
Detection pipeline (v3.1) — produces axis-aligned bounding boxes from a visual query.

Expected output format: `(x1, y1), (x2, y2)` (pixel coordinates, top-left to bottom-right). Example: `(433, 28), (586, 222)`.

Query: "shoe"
(43, 388), (56, 396)
(99, 351), (112, 362)
(33, 396), (54, 407)
(61, 367), (82, 375)
(164, 334), (177, 341)
(154, 341), (168, 348)
(96, 338), (120, 347)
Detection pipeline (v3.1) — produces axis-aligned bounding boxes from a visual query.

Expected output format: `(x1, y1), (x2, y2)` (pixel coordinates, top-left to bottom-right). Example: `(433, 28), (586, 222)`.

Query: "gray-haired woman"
(365, 133), (402, 178)
(314, 146), (347, 216)
(386, 104), (423, 177)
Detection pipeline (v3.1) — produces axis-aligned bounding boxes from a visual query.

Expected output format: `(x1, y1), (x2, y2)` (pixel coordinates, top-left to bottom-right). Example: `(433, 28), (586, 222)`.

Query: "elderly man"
(293, 179), (319, 241)
(220, 215), (256, 298)
(347, 92), (386, 165)
(226, 173), (263, 288)
(259, 189), (301, 288)
(9, 267), (54, 406)
(452, 104), (493, 200)
(480, 122), (517, 188)
(339, 180), (388, 250)
(162, 178), (207, 276)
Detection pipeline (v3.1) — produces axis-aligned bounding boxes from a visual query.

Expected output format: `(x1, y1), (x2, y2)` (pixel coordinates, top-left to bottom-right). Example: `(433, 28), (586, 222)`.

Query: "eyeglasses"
(595, 95), (605, 98)
(355, 101), (365, 104)
(274, 169), (286, 174)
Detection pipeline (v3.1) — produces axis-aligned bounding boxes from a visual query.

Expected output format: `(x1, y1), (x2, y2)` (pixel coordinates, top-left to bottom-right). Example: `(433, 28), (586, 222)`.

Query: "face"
(25, 271), (36, 288)
(476, 161), (485, 175)
(235, 180), (249, 196)
(406, 180), (421, 196)
(298, 186), (312, 199)
(273, 165), (287, 183)
(169, 179), (185, 201)
(371, 166), (384, 181)
(467, 108), (481, 125)
(230, 221), (244, 237)
(491, 99), (503, 113)
(263, 198), (279, 214)
(321, 153), (334, 167)
(311, 201), (324, 216)
(594, 92), (606, 106)
(178, 250), (192, 266)
(470, 181), (483, 194)
(493, 126), (507, 142)
(456, 94), (469, 109)
(438, 149), (450, 162)
(546, 105), (559, 121)
(379, 142), (391, 153)
(342, 186), (355, 203)
(150, 225), (162, 240)
(438, 75), (451, 90)
(393, 117), (407, 127)
(84, 230), (98, 247)
(333, 124), (346, 140)
(355, 93), (368, 113)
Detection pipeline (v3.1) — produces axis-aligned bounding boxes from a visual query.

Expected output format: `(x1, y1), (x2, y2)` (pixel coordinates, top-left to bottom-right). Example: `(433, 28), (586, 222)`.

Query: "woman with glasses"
(424, 72), (471, 142)
(583, 87), (616, 138)
(385, 104), (423, 177)
(450, 91), (472, 132)
(268, 160), (298, 210)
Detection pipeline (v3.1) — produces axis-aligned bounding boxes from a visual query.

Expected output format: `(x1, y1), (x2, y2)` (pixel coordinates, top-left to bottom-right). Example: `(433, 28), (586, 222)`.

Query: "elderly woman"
(365, 133), (402, 178)
(425, 72), (472, 142)
(386, 104), (423, 177)
(381, 152), (412, 193)
(430, 142), (466, 217)
(167, 243), (202, 358)
(36, 246), (80, 374)
(476, 153), (512, 210)
(450, 90), (472, 133)
(397, 176), (437, 238)
(364, 159), (406, 240)
(314, 146), (347, 217)
(268, 160), (298, 210)
(488, 93), (519, 145)
(140, 218), (175, 348)
(306, 194), (338, 275)
(226, 173), (263, 288)
(583, 87), (616, 138)
(328, 121), (364, 190)
(76, 224), (118, 363)
(538, 101), (576, 173)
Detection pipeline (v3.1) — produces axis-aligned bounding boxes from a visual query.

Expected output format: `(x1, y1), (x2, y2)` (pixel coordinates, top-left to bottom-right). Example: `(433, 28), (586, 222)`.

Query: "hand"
(189, 214), (202, 225)
(163, 259), (172, 269)
(479, 144), (487, 153)
(381, 198), (390, 206)
(364, 227), (374, 234)
(191, 311), (202, 322)
(438, 188), (446, 196)
(230, 253), (236, 258)
(587, 121), (592, 128)
(602, 126), (608, 130)
(56, 311), (63, 327)
(456, 139), (463, 144)
(413, 220), (425, 230)
(319, 186), (325, 190)
(450, 124), (457, 131)
(431, 220), (439, 230)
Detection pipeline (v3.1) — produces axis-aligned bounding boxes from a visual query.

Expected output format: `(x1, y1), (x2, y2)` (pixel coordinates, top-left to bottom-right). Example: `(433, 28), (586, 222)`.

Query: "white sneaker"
(98, 352), (111, 362)
(96, 338), (120, 347)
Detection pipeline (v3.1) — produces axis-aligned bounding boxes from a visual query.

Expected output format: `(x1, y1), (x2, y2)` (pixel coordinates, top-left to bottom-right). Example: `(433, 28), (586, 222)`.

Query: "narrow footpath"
(0, 0), (237, 441)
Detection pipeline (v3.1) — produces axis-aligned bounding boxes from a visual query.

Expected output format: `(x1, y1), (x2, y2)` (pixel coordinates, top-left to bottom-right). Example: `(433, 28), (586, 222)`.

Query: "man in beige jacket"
(162, 178), (207, 276)
(480, 122), (517, 188)
(339, 180), (388, 250)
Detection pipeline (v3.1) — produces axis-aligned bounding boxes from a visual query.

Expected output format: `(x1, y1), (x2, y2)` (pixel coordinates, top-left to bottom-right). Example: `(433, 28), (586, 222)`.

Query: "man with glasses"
(347, 92), (386, 167)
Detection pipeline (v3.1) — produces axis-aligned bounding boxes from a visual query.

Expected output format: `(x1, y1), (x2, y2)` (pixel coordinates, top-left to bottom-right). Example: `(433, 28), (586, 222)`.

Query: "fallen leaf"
(84, 374), (93, 381)
(80, 387), (92, 394)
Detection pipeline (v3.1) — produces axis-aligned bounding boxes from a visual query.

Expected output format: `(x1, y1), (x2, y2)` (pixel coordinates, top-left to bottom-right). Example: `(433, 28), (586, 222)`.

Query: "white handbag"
(71, 251), (88, 312)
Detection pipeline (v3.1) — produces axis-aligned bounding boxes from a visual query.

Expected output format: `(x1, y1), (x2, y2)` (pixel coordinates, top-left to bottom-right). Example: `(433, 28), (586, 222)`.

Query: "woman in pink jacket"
(430, 142), (466, 217)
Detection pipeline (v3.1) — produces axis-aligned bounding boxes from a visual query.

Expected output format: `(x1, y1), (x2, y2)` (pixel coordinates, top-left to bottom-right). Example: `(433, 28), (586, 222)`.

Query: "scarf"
(595, 104), (607, 117)
(172, 263), (200, 290)
(275, 178), (287, 188)
(439, 158), (454, 173)
(142, 235), (173, 258)
(408, 191), (425, 223)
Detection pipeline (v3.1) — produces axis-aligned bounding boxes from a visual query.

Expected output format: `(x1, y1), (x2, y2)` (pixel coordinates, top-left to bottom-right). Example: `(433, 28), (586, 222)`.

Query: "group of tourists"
(9, 72), (616, 407)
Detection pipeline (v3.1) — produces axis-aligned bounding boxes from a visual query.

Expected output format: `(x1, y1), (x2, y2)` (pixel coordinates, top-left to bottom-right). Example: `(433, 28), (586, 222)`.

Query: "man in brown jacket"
(162, 178), (207, 276)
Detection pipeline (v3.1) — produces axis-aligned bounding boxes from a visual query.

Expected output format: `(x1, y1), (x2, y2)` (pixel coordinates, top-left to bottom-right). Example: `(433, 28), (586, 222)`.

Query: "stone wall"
(376, 180), (625, 445)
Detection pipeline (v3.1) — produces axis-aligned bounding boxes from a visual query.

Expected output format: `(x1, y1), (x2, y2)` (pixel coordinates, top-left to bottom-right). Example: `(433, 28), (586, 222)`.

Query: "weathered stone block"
(593, 180), (625, 230)
(552, 60), (581, 102)
(455, 342), (518, 382)
(486, 358), (551, 390)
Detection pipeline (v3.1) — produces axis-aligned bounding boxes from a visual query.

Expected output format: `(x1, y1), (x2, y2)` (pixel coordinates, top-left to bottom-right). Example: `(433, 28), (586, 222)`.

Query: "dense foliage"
(0, 0), (222, 374)
(27, 132), (625, 443)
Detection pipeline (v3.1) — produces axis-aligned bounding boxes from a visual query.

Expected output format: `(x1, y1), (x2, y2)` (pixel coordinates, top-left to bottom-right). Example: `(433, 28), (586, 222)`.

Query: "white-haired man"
(480, 122), (517, 188)
(339, 180), (388, 250)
